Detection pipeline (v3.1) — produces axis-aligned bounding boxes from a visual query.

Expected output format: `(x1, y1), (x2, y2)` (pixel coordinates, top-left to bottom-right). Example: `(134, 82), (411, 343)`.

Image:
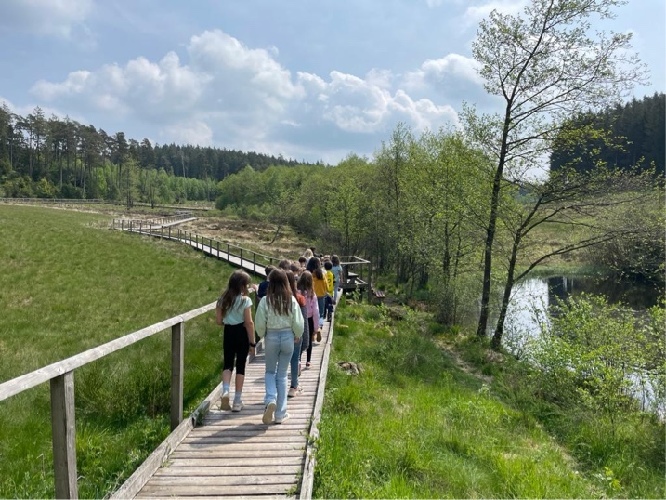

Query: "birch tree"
(468, 0), (647, 342)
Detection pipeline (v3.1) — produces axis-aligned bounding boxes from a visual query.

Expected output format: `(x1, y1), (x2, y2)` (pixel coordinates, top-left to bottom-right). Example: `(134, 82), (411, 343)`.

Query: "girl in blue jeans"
(255, 269), (304, 424)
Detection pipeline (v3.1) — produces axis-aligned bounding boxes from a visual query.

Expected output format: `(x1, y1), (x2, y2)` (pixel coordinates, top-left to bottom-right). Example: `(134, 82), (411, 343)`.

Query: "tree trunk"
(476, 102), (512, 338)
(491, 233), (521, 350)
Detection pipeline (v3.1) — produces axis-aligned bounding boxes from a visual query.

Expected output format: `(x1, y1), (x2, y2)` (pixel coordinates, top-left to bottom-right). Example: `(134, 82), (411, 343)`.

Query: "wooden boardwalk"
(112, 221), (339, 497)
(128, 317), (333, 498)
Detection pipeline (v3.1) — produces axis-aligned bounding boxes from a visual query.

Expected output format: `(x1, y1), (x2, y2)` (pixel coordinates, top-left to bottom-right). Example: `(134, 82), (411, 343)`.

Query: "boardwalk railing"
(114, 219), (280, 275)
(0, 197), (108, 204)
(0, 302), (217, 499)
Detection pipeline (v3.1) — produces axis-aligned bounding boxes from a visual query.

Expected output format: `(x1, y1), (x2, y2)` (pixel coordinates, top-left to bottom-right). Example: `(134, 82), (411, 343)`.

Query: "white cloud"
(422, 54), (483, 85)
(403, 53), (483, 93)
(0, 0), (93, 37)
(32, 51), (211, 120)
(161, 120), (213, 146)
(464, 0), (526, 23)
(29, 28), (463, 160)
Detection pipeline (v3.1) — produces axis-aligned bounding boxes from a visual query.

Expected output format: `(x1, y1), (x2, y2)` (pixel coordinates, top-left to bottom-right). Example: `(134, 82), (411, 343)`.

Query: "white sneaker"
(220, 392), (231, 411)
(262, 401), (276, 424)
(232, 401), (243, 412)
(288, 387), (297, 398)
(275, 412), (290, 424)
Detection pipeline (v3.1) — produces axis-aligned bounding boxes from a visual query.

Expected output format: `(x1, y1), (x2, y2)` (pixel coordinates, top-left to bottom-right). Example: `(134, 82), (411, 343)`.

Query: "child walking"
(215, 270), (256, 412)
(286, 271), (307, 398)
(323, 260), (335, 322)
(255, 269), (304, 424)
(297, 271), (319, 369)
(312, 264), (328, 342)
(331, 255), (344, 304)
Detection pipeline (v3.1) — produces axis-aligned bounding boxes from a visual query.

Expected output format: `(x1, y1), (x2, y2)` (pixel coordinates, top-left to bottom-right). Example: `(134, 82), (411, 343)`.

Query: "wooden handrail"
(0, 301), (216, 498)
(117, 221), (276, 274)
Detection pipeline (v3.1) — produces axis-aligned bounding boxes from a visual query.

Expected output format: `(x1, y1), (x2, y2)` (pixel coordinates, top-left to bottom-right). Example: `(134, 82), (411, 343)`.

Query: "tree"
(120, 157), (139, 208)
(467, 0), (647, 343)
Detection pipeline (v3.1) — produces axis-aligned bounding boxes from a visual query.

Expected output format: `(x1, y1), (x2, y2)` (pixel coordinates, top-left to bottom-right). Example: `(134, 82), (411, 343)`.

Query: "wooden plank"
(169, 449), (305, 459)
(137, 483), (292, 497)
(177, 442), (305, 452)
(182, 435), (307, 445)
(165, 457), (304, 467)
(147, 475), (297, 486)
(154, 466), (300, 477)
(186, 428), (305, 438)
(50, 372), (78, 499)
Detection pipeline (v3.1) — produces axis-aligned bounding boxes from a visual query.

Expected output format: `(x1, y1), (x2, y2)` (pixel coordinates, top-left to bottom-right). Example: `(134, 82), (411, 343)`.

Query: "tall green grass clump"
(315, 302), (601, 498)
(0, 205), (235, 498)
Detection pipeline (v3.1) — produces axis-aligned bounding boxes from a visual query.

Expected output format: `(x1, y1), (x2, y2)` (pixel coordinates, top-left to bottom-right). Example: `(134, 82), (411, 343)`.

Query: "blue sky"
(0, 0), (663, 164)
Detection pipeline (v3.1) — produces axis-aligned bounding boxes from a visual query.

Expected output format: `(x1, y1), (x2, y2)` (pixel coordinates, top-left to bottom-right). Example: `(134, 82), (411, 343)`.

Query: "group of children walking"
(215, 249), (344, 425)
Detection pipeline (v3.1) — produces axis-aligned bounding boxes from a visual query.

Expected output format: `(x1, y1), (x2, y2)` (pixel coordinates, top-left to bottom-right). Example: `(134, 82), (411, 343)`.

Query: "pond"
(502, 274), (664, 416)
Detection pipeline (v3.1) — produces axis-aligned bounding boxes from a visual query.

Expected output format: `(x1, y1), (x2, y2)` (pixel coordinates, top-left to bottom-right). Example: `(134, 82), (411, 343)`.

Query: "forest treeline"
(551, 92), (664, 175)
(0, 102), (316, 202)
(0, 93), (662, 205)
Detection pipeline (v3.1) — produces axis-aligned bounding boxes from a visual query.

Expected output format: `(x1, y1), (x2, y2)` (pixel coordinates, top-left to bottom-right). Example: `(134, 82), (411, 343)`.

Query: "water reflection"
(505, 275), (661, 345)
(503, 275), (664, 416)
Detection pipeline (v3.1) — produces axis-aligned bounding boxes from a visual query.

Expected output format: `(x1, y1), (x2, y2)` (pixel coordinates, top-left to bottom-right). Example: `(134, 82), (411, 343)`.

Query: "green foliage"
(474, 293), (666, 498)
(528, 294), (662, 418)
(585, 186), (665, 282)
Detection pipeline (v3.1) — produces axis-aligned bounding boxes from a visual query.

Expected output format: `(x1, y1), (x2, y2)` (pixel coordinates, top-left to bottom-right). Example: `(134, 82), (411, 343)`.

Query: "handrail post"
(171, 322), (184, 431)
(216, 240), (220, 258)
(51, 372), (78, 499)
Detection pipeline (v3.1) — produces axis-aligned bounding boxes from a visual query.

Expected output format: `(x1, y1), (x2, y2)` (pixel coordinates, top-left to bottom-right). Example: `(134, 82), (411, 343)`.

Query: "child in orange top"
(312, 266), (328, 342)
(323, 260), (334, 322)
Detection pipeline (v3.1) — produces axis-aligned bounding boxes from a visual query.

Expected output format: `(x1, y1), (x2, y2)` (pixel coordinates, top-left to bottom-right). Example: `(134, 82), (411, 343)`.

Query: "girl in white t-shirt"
(216, 270), (255, 412)
(255, 269), (304, 424)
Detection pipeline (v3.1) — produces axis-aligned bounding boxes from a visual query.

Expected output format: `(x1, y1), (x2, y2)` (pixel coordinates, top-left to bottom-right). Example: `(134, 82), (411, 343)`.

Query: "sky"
(0, 0), (663, 165)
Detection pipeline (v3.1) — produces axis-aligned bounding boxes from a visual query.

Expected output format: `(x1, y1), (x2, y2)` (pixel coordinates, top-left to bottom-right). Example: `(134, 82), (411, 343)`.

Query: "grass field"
(0, 204), (236, 498)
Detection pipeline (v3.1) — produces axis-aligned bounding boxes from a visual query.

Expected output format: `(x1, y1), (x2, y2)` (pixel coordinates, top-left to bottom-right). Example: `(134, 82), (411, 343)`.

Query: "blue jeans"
(264, 329), (295, 419)
(290, 337), (302, 389)
(317, 296), (326, 319)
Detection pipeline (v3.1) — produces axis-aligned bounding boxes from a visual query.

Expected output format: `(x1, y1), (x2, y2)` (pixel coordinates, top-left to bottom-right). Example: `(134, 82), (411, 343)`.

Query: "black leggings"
(223, 323), (250, 375)
(306, 316), (315, 363)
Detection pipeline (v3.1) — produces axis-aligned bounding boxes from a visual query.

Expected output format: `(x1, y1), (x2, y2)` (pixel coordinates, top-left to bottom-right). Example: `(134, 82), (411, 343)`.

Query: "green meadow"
(0, 205), (232, 498)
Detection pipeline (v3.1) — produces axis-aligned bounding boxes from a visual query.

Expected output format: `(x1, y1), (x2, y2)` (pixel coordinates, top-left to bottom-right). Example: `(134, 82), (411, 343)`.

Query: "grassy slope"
(0, 205), (235, 498)
(315, 301), (664, 499)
